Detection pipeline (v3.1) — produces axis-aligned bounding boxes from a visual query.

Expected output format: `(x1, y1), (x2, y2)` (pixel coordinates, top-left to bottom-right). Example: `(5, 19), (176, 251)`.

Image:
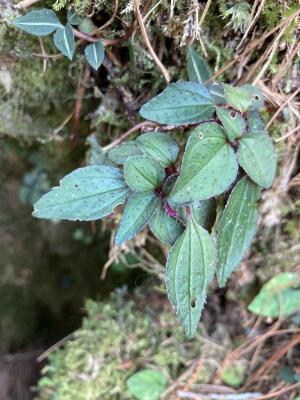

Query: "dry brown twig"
(15, 0), (40, 9)
(133, 0), (170, 83)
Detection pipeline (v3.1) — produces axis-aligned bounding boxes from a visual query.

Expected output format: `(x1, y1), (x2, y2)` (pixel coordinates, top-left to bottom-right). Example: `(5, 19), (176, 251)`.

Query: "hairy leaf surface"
(216, 177), (261, 287)
(84, 41), (105, 70)
(140, 82), (214, 125)
(136, 132), (179, 167)
(115, 192), (157, 244)
(238, 132), (276, 188)
(169, 123), (238, 204)
(166, 217), (216, 337)
(53, 24), (75, 60)
(12, 9), (63, 36)
(124, 155), (165, 192)
(246, 110), (266, 132)
(150, 201), (183, 245)
(108, 142), (143, 165)
(33, 166), (129, 221)
(187, 47), (211, 83)
(216, 108), (246, 141)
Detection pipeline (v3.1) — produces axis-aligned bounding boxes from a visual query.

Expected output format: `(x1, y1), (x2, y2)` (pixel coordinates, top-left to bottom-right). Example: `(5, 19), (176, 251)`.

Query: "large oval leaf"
(136, 132), (179, 167)
(216, 177), (261, 287)
(12, 9), (63, 36)
(33, 166), (129, 221)
(216, 107), (246, 141)
(165, 217), (216, 338)
(84, 41), (105, 70)
(124, 155), (165, 192)
(108, 142), (143, 165)
(187, 46), (211, 83)
(53, 24), (75, 60)
(149, 201), (183, 245)
(248, 272), (300, 317)
(115, 192), (157, 245)
(169, 123), (238, 204)
(140, 82), (214, 125)
(237, 132), (276, 188)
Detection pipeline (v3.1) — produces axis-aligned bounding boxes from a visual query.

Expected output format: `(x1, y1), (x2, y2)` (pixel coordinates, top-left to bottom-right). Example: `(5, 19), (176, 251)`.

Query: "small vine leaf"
(53, 24), (75, 60)
(169, 123), (238, 205)
(12, 9), (63, 36)
(237, 132), (276, 188)
(216, 177), (261, 287)
(67, 9), (82, 25)
(246, 110), (266, 132)
(124, 155), (165, 192)
(216, 107), (246, 141)
(84, 41), (105, 70)
(33, 166), (130, 221)
(149, 200), (183, 245)
(180, 199), (216, 231)
(166, 217), (216, 338)
(224, 84), (264, 112)
(115, 192), (158, 245)
(136, 132), (179, 167)
(108, 142), (143, 165)
(127, 369), (167, 400)
(140, 82), (214, 125)
(208, 83), (226, 105)
(248, 272), (300, 318)
(224, 84), (251, 112)
(187, 46), (211, 83)
(241, 84), (264, 109)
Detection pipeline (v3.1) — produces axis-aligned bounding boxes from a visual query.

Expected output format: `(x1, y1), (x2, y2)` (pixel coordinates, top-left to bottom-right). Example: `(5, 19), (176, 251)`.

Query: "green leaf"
(169, 123), (238, 204)
(237, 132), (276, 188)
(12, 9), (63, 36)
(124, 155), (165, 192)
(208, 83), (226, 105)
(241, 84), (264, 109)
(221, 362), (246, 388)
(224, 84), (264, 112)
(53, 24), (75, 60)
(165, 217), (216, 338)
(246, 110), (266, 132)
(84, 41), (105, 70)
(140, 82), (214, 125)
(115, 192), (157, 245)
(149, 201), (183, 245)
(33, 166), (129, 221)
(107, 142), (143, 165)
(248, 272), (300, 318)
(67, 9), (82, 25)
(136, 132), (179, 167)
(180, 199), (216, 230)
(127, 369), (167, 400)
(216, 177), (261, 287)
(187, 46), (211, 83)
(216, 107), (246, 141)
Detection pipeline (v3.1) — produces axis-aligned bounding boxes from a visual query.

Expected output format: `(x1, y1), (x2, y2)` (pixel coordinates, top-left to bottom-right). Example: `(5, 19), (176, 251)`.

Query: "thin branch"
(266, 87), (300, 128)
(15, 0), (40, 9)
(133, 0), (170, 83)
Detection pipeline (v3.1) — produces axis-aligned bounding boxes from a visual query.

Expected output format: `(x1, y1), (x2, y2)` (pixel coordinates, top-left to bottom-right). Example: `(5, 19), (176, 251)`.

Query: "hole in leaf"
(254, 95), (259, 100)
(191, 298), (196, 308)
(198, 132), (204, 140)
(75, 184), (78, 187)
(230, 111), (237, 119)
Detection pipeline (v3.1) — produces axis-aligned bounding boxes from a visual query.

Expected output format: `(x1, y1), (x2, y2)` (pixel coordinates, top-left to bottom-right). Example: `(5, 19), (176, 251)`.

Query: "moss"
(36, 289), (207, 399)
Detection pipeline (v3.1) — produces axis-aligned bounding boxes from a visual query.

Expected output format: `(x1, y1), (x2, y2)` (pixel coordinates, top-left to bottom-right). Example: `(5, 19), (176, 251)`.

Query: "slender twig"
(72, 28), (99, 43)
(275, 124), (300, 142)
(199, 0), (212, 28)
(266, 87), (300, 128)
(133, 0), (170, 83)
(15, 0), (40, 9)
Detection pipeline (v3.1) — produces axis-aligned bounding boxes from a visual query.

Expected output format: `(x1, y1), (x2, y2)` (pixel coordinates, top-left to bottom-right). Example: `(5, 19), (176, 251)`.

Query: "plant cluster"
(27, 45), (277, 337)
(12, 9), (104, 69)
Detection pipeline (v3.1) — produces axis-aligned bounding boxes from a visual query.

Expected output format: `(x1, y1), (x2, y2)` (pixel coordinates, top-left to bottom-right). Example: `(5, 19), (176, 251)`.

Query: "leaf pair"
(12, 9), (104, 68)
